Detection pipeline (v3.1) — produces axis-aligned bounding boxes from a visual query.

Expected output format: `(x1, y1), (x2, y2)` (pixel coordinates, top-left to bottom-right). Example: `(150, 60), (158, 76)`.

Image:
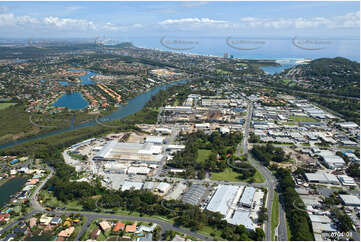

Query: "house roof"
(125, 224), (137, 233)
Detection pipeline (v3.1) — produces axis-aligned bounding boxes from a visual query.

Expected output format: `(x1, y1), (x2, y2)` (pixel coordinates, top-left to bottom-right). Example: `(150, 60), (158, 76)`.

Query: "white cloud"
(43, 16), (96, 30)
(159, 17), (227, 25)
(239, 11), (359, 29)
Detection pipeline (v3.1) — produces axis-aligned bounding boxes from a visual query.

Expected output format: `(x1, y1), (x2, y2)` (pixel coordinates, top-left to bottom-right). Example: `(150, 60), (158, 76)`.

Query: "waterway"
(0, 177), (27, 208)
(0, 79), (188, 150)
(52, 92), (89, 110)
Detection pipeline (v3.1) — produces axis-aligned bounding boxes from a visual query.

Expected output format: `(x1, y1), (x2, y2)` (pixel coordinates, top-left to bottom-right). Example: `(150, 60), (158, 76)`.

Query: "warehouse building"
(337, 175), (357, 187)
(317, 151), (345, 169)
(239, 186), (256, 208)
(206, 185), (240, 216)
(127, 166), (151, 175)
(227, 210), (255, 231)
(93, 141), (163, 163)
(145, 136), (165, 145)
(121, 181), (143, 191)
(156, 182), (171, 194)
(339, 195), (360, 207)
(182, 184), (207, 206)
(305, 172), (339, 185)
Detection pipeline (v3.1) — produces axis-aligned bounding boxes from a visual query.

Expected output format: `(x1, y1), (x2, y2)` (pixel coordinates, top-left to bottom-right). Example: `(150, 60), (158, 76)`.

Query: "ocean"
(117, 36), (360, 63)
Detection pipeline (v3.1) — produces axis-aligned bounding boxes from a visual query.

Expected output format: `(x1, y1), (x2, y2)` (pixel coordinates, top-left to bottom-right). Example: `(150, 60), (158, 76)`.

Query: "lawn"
(271, 191), (279, 241)
(197, 225), (224, 241)
(197, 149), (212, 163)
(39, 190), (83, 210)
(288, 115), (318, 122)
(0, 103), (16, 110)
(210, 167), (265, 183)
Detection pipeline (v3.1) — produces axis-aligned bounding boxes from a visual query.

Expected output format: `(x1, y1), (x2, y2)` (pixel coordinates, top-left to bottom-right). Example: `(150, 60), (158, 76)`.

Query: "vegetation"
(275, 168), (314, 241)
(251, 143), (290, 166)
(167, 131), (242, 179)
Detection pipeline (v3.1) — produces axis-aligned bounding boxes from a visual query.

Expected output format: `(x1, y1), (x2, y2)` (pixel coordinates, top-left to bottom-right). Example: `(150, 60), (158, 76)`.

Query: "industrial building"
(304, 172), (339, 185)
(182, 184), (207, 206)
(121, 181), (143, 191)
(145, 136), (165, 145)
(227, 210), (255, 231)
(206, 185), (240, 216)
(317, 150), (345, 169)
(337, 175), (357, 187)
(339, 194), (360, 207)
(239, 186), (256, 208)
(93, 141), (163, 163)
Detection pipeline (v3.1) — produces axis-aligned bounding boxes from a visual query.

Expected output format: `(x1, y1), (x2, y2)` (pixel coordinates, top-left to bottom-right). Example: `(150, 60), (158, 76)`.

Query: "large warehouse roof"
(121, 181), (143, 191)
(339, 194), (360, 206)
(239, 186), (256, 207)
(206, 185), (239, 216)
(227, 210), (255, 230)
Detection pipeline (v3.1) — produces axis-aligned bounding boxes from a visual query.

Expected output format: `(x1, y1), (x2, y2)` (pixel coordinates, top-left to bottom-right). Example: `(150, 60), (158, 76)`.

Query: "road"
(0, 166), (211, 241)
(238, 100), (288, 241)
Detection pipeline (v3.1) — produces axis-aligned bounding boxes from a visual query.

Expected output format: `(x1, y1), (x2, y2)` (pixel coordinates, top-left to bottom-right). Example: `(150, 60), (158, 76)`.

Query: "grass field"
(197, 149), (212, 162)
(210, 167), (265, 183)
(271, 191), (279, 240)
(0, 103), (16, 110)
(288, 115), (318, 122)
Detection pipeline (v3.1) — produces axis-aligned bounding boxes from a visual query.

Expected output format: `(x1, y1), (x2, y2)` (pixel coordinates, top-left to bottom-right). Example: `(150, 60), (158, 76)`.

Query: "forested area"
(251, 143), (290, 166)
(167, 131), (243, 179)
(275, 168), (314, 241)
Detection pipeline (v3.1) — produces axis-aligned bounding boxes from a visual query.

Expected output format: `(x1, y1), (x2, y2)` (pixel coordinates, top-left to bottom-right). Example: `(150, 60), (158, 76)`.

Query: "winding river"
(0, 77), (188, 150)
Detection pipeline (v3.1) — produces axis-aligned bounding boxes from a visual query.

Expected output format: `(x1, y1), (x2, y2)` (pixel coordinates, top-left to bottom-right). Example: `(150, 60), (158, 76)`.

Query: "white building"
(206, 185), (240, 216)
(156, 182), (171, 194)
(305, 172), (339, 185)
(239, 186), (256, 208)
(337, 175), (357, 186)
(121, 181), (143, 191)
(339, 194), (360, 207)
(145, 136), (165, 145)
(127, 166), (151, 175)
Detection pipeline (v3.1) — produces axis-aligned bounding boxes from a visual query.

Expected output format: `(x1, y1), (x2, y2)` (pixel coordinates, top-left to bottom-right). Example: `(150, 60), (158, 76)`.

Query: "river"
(0, 79), (188, 150)
(0, 177), (27, 208)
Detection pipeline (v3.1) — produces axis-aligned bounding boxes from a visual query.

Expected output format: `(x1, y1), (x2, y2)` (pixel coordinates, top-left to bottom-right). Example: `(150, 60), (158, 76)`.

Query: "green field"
(288, 115), (318, 122)
(210, 167), (265, 183)
(0, 103), (16, 110)
(197, 149), (212, 162)
(271, 191), (279, 240)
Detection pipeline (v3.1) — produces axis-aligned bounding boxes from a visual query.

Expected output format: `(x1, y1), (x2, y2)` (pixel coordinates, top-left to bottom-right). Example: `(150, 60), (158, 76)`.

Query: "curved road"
(239, 100), (288, 241)
(1, 166), (212, 241)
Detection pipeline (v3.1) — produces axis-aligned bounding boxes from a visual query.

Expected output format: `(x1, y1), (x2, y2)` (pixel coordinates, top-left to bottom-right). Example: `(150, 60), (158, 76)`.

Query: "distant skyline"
(0, 1), (359, 39)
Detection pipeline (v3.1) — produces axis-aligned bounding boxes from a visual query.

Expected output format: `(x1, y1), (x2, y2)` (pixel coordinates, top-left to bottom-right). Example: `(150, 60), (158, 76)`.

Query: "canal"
(0, 79), (188, 150)
(0, 177), (27, 208)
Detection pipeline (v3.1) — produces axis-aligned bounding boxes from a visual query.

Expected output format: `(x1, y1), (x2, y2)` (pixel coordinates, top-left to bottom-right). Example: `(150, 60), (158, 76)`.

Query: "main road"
(238, 100), (288, 241)
(0, 166), (211, 241)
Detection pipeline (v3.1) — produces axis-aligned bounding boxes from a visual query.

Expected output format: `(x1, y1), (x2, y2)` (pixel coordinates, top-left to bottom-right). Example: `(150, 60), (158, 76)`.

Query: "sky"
(0, 1), (359, 40)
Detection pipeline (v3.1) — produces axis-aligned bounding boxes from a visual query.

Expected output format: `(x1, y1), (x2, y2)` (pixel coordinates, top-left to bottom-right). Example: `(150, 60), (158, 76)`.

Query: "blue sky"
(0, 1), (359, 39)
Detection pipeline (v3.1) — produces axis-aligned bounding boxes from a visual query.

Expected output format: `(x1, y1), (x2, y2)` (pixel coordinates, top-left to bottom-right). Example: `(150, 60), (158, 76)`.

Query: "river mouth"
(0, 79), (189, 150)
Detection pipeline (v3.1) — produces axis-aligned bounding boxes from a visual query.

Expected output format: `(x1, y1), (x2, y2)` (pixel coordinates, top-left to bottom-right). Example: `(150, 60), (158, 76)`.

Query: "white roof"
(339, 195), (360, 206)
(121, 181), (143, 191)
(309, 214), (332, 224)
(337, 175), (356, 186)
(145, 136), (165, 143)
(206, 185), (239, 216)
(240, 186), (256, 206)
(157, 182), (171, 192)
(127, 166), (151, 174)
(305, 172), (338, 184)
(227, 210), (255, 230)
